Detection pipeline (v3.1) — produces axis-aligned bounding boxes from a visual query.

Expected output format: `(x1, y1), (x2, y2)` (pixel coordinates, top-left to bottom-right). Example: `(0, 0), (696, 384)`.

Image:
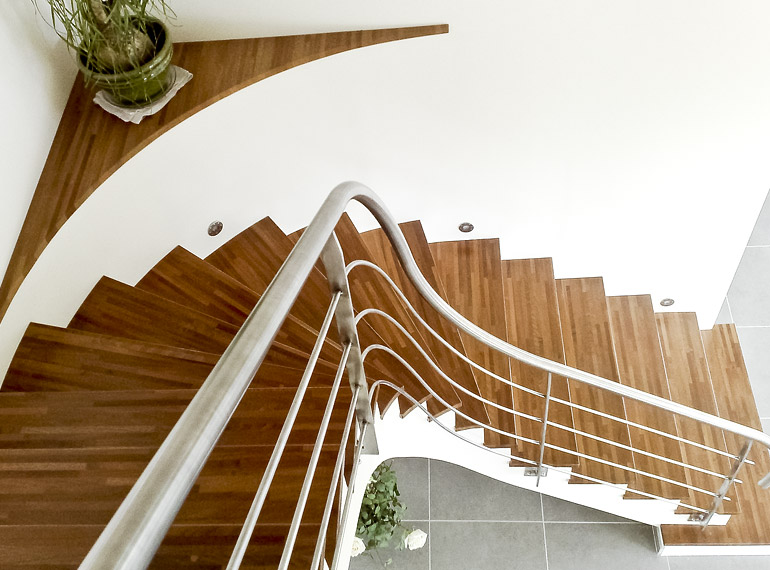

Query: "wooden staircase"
(1, 213), (769, 567)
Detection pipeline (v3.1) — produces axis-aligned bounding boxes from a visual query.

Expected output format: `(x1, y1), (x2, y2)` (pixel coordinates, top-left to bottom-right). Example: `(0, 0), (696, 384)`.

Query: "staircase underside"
(1, 211), (768, 567)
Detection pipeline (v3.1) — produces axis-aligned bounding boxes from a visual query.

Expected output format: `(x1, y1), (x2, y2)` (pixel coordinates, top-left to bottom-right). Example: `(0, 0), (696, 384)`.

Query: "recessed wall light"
(208, 221), (223, 236)
(660, 298), (675, 307)
(458, 222), (474, 233)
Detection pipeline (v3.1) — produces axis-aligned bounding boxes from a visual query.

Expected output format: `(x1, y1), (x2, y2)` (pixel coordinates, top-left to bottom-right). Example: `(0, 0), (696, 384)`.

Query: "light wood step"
(360, 220), (485, 420)
(136, 245), (343, 368)
(503, 258), (578, 466)
(655, 313), (739, 514)
(334, 215), (462, 415)
(430, 238), (515, 448)
(663, 324), (770, 546)
(606, 295), (688, 500)
(555, 277), (635, 485)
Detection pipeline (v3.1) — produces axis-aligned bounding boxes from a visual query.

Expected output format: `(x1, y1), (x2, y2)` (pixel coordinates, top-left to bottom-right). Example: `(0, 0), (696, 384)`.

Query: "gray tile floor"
(718, 190), (770, 432)
(350, 458), (770, 570)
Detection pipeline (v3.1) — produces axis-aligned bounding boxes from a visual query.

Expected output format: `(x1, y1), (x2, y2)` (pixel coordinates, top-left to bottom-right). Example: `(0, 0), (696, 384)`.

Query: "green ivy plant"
(354, 462), (427, 567)
(356, 462), (408, 551)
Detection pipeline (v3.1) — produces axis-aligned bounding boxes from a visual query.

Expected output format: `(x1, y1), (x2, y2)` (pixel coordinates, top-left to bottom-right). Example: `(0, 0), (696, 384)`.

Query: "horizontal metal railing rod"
(227, 292), (343, 570)
(364, 343), (725, 500)
(370, 380), (710, 515)
(348, 261), (752, 464)
(358, 309), (738, 484)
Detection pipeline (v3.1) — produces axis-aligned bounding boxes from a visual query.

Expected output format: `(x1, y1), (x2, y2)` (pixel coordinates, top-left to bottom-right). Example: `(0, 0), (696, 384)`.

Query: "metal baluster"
(225, 291), (342, 570)
(330, 421), (369, 570)
(700, 439), (753, 528)
(277, 344), (352, 570)
(536, 372), (553, 487)
(310, 385), (361, 570)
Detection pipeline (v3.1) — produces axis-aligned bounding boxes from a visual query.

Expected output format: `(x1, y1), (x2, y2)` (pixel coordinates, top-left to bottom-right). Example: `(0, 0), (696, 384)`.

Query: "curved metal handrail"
(327, 182), (770, 483)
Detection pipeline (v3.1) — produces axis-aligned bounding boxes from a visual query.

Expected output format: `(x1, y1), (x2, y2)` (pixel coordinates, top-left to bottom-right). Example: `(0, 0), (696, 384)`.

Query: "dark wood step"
(69, 277), (336, 375)
(0, 386), (350, 450)
(502, 258), (578, 467)
(0, 523), (335, 569)
(1, 323), (220, 392)
(335, 214), (461, 415)
(555, 277), (635, 485)
(606, 295), (688, 500)
(655, 313), (739, 514)
(136, 245), (343, 367)
(430, 238), (515, 448)
(0, 444), (339, 526)
(1, 323), (339, 393)
(663, 323), (770, 546)
(361, 221), (486, 421)
(205, 217), (333, 333)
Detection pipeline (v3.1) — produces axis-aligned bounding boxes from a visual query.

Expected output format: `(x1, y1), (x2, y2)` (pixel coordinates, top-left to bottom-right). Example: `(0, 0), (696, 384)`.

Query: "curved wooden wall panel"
(0, 25), (448, 321)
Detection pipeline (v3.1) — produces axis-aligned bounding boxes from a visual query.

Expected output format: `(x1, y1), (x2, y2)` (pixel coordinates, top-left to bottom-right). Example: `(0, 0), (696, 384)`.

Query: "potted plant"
(352, 462), (428, 567)
(34, 0), (176, 107)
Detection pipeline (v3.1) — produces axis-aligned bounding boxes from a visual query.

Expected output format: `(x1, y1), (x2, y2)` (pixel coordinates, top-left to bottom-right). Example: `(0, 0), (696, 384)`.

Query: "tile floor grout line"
(725, 296), (735, 324)
(541, 493), (550, 570)
(427, 458), (431, 570)
(422, 519), (640, 524)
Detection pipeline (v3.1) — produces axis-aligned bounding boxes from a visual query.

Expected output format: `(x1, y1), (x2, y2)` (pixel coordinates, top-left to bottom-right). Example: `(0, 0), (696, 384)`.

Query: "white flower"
(404, 528), (427, 551)
(351, 537), (366, 557)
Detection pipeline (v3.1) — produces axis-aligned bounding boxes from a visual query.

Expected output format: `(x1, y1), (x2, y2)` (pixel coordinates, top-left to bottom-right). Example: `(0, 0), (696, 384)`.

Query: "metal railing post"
(700, 439), (753, 528)
(536, 372), (553, 487)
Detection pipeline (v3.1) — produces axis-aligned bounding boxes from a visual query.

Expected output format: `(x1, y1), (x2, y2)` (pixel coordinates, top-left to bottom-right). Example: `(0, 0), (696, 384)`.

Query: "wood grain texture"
(663, 323), (770, 546)
(430, 238), (515, 448)
(655, 313), (738, 514)
(335, 215), (461, 415)
(0, 25), (449, 324)
(0, 386), (348, 450)
(2, 323), (219, 392)
(555, 278), (634, 484)
(70, 276), (336, 374)
(606, 295), (687, 500)
(502, 258), (578, 466)
(137, 245), (343, 366)
(361, 223), (486, 420)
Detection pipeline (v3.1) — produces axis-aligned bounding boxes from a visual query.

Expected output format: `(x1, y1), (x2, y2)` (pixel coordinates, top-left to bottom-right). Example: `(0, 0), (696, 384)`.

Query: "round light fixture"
(660, 298), (675, 307)
(458, 222), (474, 233)
(208, 221), (223, 236)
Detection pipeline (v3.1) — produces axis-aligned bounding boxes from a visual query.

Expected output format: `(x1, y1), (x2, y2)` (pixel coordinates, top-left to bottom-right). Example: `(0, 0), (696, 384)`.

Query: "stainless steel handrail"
(326, 182), (770, 482)
(80, 181), (770, 569)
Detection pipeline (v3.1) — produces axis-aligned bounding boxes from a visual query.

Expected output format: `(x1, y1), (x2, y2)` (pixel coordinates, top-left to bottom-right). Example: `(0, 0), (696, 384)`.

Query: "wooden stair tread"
(606, 295), (688, 500)
(555, 277), (635, 485)
(335, 214), (462, 416)
(655, 312), (739, 514)
(0, 523), (333, 569)
(204, 217), (332, 333)
(0, 445), (339, 527)
(502, 258), (578, 466)
(361, 222), (486, 421)
(430, 238), (515, 448)
(1, 323), (220, 392)
(70, 277), (334, 374)
(663, 324), (770, 546)
(0, 386), (349, 450)
(136, 245), (343, 367)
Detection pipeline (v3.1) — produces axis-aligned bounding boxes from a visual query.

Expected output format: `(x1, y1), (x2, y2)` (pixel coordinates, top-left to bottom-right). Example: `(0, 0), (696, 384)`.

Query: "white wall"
(2, 1), (770, 376)
(0, 1), (75, 278)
